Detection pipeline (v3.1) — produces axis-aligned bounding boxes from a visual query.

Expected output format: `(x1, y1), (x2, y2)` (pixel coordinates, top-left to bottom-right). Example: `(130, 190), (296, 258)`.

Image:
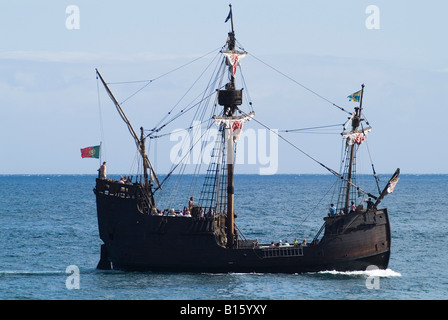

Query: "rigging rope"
(297, 177), (338, 231)
(106, 47), (222, 105)
(99, 41), (380, 201)
(147, 53), (225, 138)
(237, 107), (342, 177)
(237, 108), (378, 199)
(247, 52), (352, 115)
(238, 65), (254, 113)
(154, 118), (217, 192)
(280, 124), (344, 134)
(154, 57), (227, 193)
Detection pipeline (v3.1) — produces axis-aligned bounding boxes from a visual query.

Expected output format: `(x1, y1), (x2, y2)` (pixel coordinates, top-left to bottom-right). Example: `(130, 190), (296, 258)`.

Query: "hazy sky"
(1, 1), (447, 175)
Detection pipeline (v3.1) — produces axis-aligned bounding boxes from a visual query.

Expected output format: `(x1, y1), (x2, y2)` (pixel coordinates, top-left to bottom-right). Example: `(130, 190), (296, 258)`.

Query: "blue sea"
(0, 174), (447, 301)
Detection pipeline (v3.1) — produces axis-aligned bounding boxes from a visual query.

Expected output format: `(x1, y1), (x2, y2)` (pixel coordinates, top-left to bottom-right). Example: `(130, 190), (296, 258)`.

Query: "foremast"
(320, 84), (400, 215)
(344, 84), (365, 211)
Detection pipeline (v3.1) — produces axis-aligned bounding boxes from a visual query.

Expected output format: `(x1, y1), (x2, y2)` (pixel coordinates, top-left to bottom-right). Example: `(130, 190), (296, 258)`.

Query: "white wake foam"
(317, 268), (401, 277)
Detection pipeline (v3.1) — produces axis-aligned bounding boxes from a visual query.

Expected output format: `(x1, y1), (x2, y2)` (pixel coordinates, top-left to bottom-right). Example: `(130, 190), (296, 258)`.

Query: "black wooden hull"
(94, 179), (391, 273)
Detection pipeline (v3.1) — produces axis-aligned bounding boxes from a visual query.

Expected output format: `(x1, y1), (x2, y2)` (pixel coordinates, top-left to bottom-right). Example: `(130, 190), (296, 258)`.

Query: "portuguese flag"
(80, 145), (100, 159)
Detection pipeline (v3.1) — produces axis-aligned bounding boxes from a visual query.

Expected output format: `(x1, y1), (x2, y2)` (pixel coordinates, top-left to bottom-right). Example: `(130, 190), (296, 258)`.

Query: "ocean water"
(0, 174), (447, 301)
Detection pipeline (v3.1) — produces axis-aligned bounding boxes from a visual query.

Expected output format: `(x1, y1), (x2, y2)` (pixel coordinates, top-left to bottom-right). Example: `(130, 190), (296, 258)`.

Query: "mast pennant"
(225, 10), (231, 23)
(347, 90), (362, 102)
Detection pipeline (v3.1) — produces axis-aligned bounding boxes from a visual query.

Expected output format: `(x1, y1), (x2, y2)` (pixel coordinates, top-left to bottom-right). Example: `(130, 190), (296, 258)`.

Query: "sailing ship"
(93, 5), (399, 273)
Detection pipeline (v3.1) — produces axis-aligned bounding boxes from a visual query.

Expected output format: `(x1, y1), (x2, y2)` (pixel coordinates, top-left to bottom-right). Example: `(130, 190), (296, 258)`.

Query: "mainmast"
(215, 4), (250, 248)
(222, 4), (238, 249)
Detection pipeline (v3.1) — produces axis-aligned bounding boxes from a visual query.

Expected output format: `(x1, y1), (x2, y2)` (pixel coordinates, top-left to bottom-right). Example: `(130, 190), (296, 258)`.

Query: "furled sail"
(221, 50), (247, 75)
(213, 112), (255, 142)
(342, 127), (372, 146)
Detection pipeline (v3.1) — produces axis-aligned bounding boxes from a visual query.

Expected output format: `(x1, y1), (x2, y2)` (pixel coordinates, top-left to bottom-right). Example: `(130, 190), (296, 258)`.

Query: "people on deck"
(189, 197), (194, 211)
(262, 237), (313, 248)
(329, 203), (336, 217)
(206, 208), (214, 218)
(293, 238), (299, 247)
(364, 197), (374, 210)
(98, 162), (107, 179)
(349, 201), (356, 213)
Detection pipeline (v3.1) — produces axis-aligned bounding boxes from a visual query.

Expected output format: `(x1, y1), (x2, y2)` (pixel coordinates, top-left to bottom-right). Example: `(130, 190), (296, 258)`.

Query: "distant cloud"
(435, 67), (448, 73)
(0, 51), (196, 64)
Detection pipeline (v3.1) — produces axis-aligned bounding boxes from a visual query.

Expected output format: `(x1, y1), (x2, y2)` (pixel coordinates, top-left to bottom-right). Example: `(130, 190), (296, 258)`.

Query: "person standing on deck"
(189, 197), (194, 211)
(350, 201), (356, 213)
(98, 162), (106, 179)
(364, 198), (374, 210)
(329, 203), (336, 217)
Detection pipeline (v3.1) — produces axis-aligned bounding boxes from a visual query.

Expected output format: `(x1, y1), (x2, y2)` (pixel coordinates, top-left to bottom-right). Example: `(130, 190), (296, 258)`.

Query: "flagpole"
(99, 141), (102, 166)
(229, 4), (234, 34)
(359, 84), (365, 114)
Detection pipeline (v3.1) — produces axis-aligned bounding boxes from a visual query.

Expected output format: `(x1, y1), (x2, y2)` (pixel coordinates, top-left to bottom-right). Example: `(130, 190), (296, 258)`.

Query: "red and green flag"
(81, 145), (100, 159)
